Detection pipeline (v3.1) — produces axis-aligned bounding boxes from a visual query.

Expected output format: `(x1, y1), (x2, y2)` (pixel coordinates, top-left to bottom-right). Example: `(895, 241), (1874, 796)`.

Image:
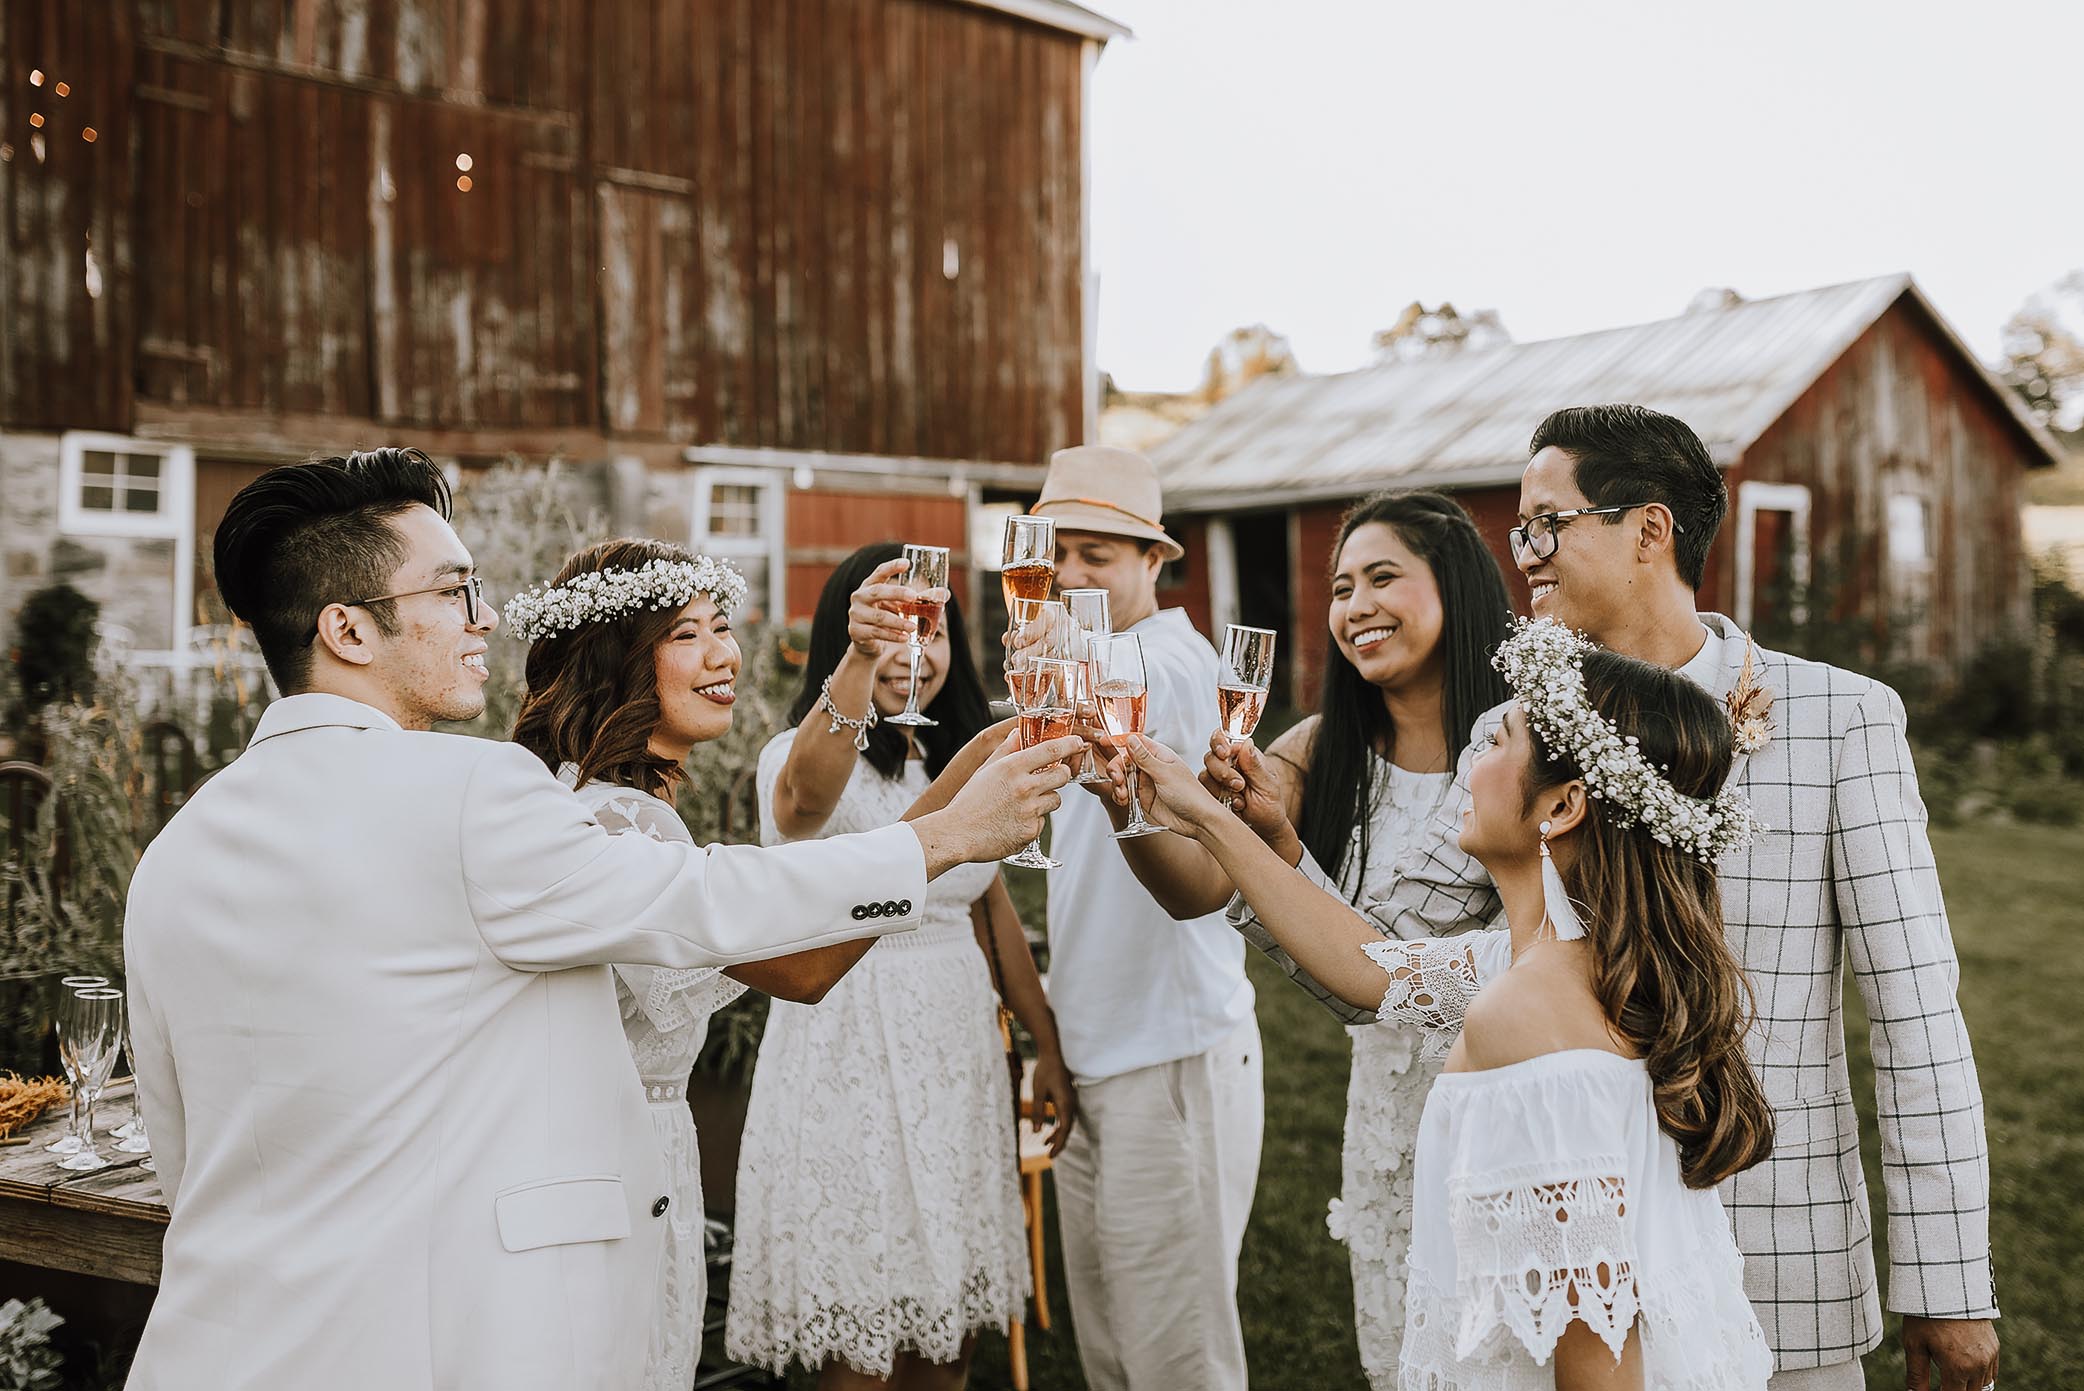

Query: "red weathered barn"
(0, 0), (1125, 662)
(1147, 276), (2069, 707)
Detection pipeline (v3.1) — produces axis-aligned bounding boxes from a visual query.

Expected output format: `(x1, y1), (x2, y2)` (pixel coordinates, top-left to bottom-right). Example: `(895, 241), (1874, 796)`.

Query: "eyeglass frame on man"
(304, 575), (485, 645)
(1508, 503), (1684, 563)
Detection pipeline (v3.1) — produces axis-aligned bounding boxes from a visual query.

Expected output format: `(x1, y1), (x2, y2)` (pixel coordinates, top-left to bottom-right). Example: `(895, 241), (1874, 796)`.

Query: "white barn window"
(1887, 494), (1933, 569)
(691, 467), (785, 625)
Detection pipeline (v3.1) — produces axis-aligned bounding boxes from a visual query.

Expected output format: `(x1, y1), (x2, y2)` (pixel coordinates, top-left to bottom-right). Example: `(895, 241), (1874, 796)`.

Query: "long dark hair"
(788, 541), (992, 781)
(1296, 491), (1512, 888)
(512, 538), (717, 796)
(1526, 649), (1774, 1189)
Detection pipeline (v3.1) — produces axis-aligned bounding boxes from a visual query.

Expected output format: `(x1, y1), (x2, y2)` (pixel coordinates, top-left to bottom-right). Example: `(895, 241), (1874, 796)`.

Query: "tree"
(1198, 324), (1299, 403)
(1370, 301), (1511, 366)
(2001, 271), (2084, 440)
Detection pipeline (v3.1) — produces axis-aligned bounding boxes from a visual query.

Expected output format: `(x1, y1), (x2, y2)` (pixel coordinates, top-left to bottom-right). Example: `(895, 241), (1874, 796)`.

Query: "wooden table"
(0, 1080), (168, 1285)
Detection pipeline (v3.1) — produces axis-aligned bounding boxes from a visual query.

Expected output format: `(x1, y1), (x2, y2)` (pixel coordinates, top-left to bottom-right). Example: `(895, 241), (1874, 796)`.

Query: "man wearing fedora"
(1032, 445), (1262, 1391)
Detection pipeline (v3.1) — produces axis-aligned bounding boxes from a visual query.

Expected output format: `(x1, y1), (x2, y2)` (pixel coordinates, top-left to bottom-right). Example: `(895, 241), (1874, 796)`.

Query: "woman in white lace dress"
(510, 539), (887, 1391)
(1126, 630), (1777, 1389)
(725, 543), (1077, 1390)
(1101, 492), (1512, 1385)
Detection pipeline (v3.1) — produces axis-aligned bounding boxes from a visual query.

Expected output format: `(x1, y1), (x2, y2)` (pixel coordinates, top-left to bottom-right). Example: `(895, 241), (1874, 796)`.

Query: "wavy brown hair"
(1524, 649), (1774, 1189)
(511, 538), (720, 796)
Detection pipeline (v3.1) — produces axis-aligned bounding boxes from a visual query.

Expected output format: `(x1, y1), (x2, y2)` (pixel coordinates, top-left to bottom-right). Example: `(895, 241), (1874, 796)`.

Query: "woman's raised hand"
(1117, 733), (1227, 835)
(1201, 733), (1292, 843)
(849, 558), (933, 657)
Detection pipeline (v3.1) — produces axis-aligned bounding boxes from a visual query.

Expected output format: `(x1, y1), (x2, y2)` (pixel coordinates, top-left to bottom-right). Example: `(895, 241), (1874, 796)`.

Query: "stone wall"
(2, 432), (183, 653)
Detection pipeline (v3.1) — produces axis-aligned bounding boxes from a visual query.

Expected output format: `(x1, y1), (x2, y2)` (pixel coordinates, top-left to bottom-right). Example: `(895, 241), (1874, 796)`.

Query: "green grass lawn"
(925, 819), (2083, 1389)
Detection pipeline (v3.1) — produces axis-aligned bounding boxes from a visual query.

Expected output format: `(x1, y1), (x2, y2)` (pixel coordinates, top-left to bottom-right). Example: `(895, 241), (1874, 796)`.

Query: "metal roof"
(1151, 275), (2069, 512)
(955, 0), (1131, 41)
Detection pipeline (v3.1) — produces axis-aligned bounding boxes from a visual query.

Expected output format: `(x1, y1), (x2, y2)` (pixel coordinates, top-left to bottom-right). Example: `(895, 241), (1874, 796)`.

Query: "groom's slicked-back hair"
(1528, 404), (1727, 590)
(213, 447), (453, 693)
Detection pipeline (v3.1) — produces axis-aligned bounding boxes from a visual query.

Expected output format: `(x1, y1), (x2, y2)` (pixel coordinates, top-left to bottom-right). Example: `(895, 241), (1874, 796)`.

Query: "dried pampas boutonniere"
(1725, 641), (1776, 756)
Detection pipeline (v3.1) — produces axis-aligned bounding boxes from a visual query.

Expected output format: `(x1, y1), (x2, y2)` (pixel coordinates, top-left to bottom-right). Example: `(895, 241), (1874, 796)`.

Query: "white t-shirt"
(1045, 607), (1256, 1082)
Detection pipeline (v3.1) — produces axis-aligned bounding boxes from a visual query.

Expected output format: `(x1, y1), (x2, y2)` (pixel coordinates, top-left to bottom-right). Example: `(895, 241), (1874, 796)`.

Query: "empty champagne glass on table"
(884, 544), (950, 728)
(56, 988), (124, 1173)
(115, 1013), (152, 1164)
(46, 975), (109, 1156)
(1217, 624), (1278, 741)
(1004, 657), (1081, 870)
(1060, 588), (1113, 785)
(1090, 633), (1167, 840)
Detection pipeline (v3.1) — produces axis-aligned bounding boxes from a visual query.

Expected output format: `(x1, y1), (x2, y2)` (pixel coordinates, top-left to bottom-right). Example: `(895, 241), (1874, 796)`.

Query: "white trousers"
(1053, 1016), (1264, 1391)
(1767, 1361), (1864, 1390)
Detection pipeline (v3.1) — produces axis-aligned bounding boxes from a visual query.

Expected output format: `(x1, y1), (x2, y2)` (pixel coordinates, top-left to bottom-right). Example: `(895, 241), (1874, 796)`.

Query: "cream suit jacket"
(122, 694), (928, 1390)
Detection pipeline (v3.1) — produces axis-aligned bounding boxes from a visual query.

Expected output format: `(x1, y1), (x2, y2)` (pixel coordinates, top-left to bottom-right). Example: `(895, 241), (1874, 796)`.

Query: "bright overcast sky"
(1088, 0), (2084, 391)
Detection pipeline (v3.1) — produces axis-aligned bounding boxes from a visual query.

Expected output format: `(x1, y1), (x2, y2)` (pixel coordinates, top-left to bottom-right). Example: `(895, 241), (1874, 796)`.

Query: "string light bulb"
(456, 174), (473, 192)
(29, 69), (43, 86)
(455, 153), (473, 172)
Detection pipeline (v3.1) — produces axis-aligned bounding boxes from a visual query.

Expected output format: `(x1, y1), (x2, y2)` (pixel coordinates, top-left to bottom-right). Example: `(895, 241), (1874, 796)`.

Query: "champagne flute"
(885, 544), (950, 728)
(1004, 657), (1080, 870)
(1005, 598), (1066, 711)
(56, 988), (124, 1172)
(115, 1012), (152, 1159)
(1217, 624), (1278, 740)
(1000, 515), (1056, 609)
(46, 975), (109, 1155)
(995, 516), (1056, 714)
(1060, 589), (1113, 784)
(1090, 633), (1168, 840)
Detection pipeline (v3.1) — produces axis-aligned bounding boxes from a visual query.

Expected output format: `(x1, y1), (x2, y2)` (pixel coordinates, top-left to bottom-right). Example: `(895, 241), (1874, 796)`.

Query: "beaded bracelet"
(818, 675), (878, 752)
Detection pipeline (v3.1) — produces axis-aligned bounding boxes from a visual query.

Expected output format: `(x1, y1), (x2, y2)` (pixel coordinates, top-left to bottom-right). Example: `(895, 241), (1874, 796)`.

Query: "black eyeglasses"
(305, 576), (485, 645)
(1508, 503), (1682, 562)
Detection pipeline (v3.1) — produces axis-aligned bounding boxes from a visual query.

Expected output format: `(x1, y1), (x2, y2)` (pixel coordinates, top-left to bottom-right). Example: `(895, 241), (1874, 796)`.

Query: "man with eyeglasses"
(121, 447), (1081, 1391)
(1206, 405), (1998, 1391)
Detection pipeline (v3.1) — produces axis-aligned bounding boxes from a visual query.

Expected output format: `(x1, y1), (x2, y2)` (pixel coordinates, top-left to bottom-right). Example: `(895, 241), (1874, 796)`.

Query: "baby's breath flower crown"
(1493, 616), (1765, 862)
(502, 555), (749, 645)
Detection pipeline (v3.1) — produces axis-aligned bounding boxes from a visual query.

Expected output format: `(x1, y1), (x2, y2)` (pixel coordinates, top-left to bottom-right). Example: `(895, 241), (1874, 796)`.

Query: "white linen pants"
(1053, 1016), (1263, 1391)
(1767, 1361), (1864, 1390)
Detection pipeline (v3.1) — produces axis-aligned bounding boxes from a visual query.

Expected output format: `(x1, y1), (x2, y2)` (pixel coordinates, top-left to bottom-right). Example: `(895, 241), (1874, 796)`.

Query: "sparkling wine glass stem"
(902, 636), (923, 720)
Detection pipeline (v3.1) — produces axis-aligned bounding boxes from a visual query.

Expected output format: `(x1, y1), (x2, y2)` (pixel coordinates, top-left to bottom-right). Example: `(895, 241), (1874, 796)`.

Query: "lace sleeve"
(593, 793), (750, 1030)
(1361, 927), (1510, 1040)
(1440, 1161), (1641, 1366)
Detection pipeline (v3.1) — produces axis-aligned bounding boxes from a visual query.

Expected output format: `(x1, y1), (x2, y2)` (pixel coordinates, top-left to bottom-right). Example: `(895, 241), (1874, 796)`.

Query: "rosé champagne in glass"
(1000, 515), (1057, 609)
(1089, 633), (1167, 839)
(1217, 624), (1277, 739)
(1005, 657), (1078, 870)
(886, 544), (950, 727)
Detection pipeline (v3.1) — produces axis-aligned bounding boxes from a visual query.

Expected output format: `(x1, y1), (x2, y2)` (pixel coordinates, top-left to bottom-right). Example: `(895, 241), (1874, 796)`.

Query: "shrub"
(11, 585), (99, 718)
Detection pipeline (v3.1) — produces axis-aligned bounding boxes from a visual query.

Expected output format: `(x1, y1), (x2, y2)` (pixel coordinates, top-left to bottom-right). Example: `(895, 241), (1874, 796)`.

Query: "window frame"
(1733, 480), (1813, 632)
(56, 432), (199, 661)
(690, 465), (786, 625)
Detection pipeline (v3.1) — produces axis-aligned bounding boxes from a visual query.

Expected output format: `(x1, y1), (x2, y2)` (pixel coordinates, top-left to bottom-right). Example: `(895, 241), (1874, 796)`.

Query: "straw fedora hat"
(1030, 445), (1184, 561)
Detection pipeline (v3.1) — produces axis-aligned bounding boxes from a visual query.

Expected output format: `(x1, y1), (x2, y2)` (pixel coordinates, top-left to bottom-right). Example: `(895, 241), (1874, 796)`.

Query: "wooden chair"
(1008, 1072), (1056, 1391)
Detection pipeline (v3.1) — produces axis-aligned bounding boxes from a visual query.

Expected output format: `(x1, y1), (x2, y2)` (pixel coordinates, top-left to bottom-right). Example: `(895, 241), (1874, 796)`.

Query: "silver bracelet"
(818, 675), (878, 752)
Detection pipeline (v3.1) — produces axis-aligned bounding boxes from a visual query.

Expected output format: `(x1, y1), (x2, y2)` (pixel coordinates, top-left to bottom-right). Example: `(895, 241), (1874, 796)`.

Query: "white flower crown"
(1493, 616), (1765, 862)
(502, 555), (749, 645)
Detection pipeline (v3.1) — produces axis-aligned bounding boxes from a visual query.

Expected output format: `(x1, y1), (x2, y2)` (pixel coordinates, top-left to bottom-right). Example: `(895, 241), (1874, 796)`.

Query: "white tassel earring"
(1539, 820), (1586, 942)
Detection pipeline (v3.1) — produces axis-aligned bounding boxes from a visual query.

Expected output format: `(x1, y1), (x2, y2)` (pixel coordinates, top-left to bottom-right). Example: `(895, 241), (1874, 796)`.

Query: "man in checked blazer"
(1224, 405), (1998, 1390)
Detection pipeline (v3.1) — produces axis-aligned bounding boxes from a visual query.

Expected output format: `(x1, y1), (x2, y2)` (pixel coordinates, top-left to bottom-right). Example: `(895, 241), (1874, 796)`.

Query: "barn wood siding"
(16, 0), (1088, 470)
(1, 0), (136, 430)
(783, 484), (967, 623)
(1733, 297), (2035, 672)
